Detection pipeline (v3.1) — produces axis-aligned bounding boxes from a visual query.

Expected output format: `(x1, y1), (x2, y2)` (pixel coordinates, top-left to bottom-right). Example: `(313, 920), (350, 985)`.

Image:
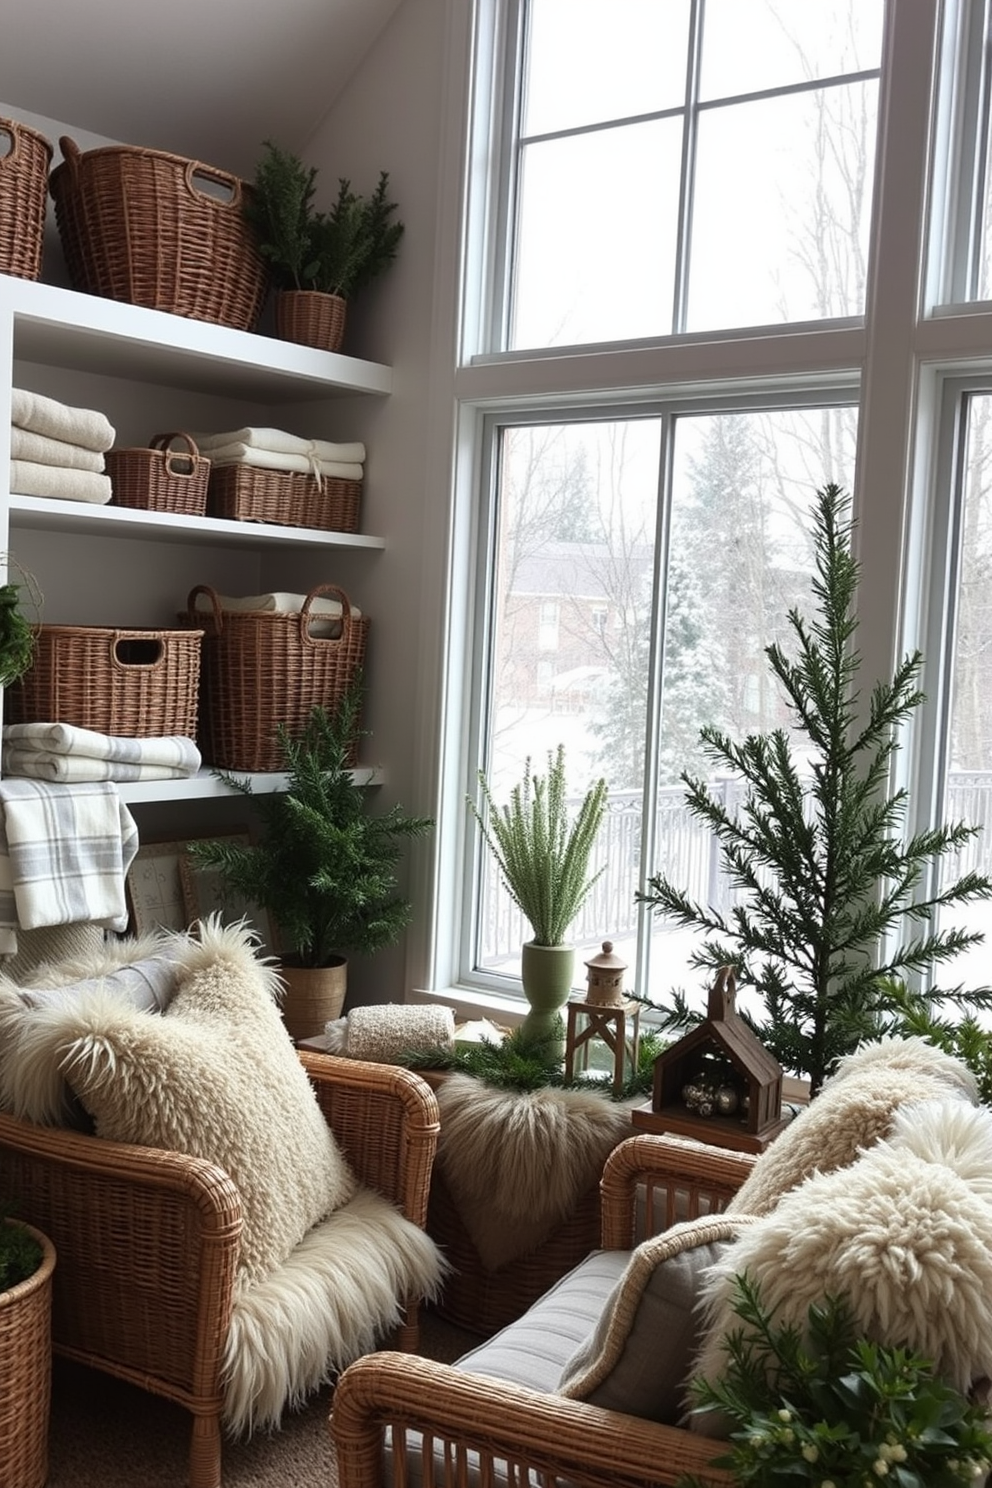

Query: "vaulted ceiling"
(2, 0), (403, 178)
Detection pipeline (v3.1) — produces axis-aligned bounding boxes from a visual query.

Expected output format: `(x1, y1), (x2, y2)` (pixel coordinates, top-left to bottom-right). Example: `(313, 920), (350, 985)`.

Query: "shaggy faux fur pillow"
(558, 1214), (757, 1424)
(4, 917), (356, 1286)
(436, 1074), (633, 1270)
(694, 1099), (992, 1400)
(726, 1035), (979, 1216)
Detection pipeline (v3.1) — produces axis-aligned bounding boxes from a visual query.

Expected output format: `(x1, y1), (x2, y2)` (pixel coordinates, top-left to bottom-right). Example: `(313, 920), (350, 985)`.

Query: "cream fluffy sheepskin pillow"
(726, 1034), (979, 1216)
(694, 1099), (992, 1399)
(4, 917), (356, 1286)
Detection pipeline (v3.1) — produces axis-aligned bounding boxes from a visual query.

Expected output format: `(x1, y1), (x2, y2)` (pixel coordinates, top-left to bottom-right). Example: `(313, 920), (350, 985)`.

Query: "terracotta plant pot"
(274, 289), (347, 353)
(278, 958), (348, 1042)
(0, 1221), (56, 1488)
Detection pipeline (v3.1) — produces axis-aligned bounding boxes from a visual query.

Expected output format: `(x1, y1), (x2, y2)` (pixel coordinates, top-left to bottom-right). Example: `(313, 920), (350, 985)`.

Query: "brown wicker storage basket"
(0, 1222), (56, 1488)
(274, 289), (347, 352)
(106, 432), (210, 516)
(49, 136), (268, 330)
(181, 583), (368, 772)
(0, 118), (52, 282)
(207, 465), (362, 533)
(6, 625), (203, 738)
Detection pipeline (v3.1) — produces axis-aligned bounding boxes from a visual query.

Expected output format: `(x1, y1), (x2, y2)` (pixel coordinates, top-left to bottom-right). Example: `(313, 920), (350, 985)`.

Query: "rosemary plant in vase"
(469, 745), (608, 1052)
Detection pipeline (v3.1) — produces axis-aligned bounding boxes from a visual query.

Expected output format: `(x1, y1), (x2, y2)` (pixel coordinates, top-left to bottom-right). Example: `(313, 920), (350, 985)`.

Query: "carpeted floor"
(47, 1308), (479, 1487)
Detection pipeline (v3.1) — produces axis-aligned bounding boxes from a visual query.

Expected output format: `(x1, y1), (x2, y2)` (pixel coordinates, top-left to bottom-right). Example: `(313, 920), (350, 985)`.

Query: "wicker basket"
(49, 136), (268, 330)
(106, 432), (210, 516)
(207, 465), (362, 533)
(274, 289), (347, 352)
(181, 583), (368, 772)
(0, 118), (53, 282)
(6, 625), (203, 738)
(0, 1222), (56, 1488)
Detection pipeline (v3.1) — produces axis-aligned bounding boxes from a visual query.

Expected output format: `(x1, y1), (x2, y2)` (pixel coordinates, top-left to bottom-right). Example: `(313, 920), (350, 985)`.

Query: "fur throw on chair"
(726, 1035), (979, 1216)
(694, 1098), (992, 1397)
(0, 917), (446, 1435)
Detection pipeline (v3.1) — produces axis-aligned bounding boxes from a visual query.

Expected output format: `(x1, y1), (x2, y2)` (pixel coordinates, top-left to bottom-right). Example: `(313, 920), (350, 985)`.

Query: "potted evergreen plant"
(469, 746), (608, 1049)
(0, 1204), (56, 1488)
(639, 483), (992, 1095)
(187, 679), (434, 1040)
(245, 139), (404, 353)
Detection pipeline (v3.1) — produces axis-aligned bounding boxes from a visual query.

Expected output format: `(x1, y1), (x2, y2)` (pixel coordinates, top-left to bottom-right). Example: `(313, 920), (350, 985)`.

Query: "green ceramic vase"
(519, 940), (575, 1057)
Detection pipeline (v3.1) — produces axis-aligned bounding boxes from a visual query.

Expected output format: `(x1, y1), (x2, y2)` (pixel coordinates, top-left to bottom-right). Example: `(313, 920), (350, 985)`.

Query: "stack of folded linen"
(192, 425), (365, 483)
(10, 388), (116, 504)
(2, 722), (202, 783)
(188, 589), (361, 638)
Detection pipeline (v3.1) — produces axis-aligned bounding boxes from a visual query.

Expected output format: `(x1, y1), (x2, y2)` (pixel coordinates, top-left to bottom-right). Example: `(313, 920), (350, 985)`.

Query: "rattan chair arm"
(600, 1133), (757, 1249)
(332, 1351), (735, 1488)
(298, 1050), (440, 1226)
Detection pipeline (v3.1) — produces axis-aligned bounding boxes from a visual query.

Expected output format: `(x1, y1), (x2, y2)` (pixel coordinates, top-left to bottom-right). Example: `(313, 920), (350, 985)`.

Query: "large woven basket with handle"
(50, 136), (268, 330)
(0, 117), (53, 281)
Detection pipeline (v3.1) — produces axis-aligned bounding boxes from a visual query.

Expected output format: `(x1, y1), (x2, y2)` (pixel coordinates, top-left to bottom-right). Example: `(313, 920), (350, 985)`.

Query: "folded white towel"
(1, 752), (199, 784)
(190, 590), (360, 639)
(10, 461), (113, 504)
(2, 723), (202, 771)
(12, 389), (116, 453)
(193, 427), (366, 463)
(205, 445), (363, 481)
(0, 779), (138, 937)
(10, 428), (107, 473)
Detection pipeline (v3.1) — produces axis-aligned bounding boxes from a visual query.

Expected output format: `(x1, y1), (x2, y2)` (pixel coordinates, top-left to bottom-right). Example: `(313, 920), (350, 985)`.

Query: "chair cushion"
(556, 1214), (754, 1425)
(0, 917), (357, 1287)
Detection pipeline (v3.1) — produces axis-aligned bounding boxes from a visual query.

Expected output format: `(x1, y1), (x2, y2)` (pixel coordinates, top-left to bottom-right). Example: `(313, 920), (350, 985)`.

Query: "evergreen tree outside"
(638, 484), (992, 1094)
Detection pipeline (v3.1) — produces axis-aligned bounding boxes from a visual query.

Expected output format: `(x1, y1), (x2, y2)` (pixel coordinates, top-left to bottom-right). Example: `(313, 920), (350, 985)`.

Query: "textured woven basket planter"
(0, 117), (53, 281)
(0, 1222), (56, 1488)
(274, 290), (347, 353)
(278, 959), (347, 1042)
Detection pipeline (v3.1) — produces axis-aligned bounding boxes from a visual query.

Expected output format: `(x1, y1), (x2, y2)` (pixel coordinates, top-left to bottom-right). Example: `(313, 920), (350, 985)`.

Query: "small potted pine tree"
(245, 140), (404, 353)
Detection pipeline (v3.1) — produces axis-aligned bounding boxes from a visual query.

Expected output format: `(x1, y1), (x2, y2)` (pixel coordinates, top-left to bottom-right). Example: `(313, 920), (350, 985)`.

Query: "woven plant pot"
(279, 959), (347, 1042)
(0, 1222), (56, 1488)
(275, 290), (347, 353)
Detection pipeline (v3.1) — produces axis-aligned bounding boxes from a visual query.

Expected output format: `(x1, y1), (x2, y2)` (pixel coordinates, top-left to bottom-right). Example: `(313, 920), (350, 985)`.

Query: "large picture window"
(505, 0), (883, 351)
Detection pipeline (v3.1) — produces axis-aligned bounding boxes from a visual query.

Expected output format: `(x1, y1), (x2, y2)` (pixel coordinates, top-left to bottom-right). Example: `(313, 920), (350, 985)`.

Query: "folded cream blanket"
(324, 1004), (455, 1063)
(2, 723), (202, 784)
(190, 590), (361, 639)
(0, 779), (139, 956)
(10, 461), (113, 504)
(193, 427), (366, 464)
(204, 445), (363, 481)
(12, 389), (115, 452)
(10, 428), (106, 472)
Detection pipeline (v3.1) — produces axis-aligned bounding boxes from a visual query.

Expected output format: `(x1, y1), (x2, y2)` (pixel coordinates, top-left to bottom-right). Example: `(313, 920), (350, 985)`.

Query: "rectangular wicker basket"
(5, 625), (204, 739)
(179, 584), (368, 772)
(49, 136), (268, 331)
(207, 465), (362, 533)
(106, 433), (210, 517)
(0, 117), (53, 282)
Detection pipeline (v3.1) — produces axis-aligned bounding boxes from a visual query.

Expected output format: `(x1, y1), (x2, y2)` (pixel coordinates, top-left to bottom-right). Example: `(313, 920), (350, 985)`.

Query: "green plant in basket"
(681, 1273), (992, 1488)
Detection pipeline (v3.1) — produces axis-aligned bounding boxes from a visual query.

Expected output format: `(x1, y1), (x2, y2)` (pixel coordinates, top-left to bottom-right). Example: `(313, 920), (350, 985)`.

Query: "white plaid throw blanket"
(2, 723), (201, 783)
(0, 779), (139, 955)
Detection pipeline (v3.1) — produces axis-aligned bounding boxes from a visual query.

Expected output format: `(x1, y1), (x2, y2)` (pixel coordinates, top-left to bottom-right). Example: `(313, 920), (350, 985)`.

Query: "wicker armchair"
(332, 1133), (756, 1488)
(0, 1049), (440, 1488)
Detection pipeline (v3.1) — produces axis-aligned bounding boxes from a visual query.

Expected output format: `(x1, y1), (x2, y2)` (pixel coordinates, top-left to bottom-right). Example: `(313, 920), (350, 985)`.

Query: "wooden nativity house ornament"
(638, 966), (789, 1153)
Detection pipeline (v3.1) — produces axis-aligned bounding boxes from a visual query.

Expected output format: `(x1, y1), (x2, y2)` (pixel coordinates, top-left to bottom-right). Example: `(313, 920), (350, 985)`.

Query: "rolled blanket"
(203, 445), (363, 481)
(10, 428), (107, 472)
(0, 779), (138, 941)
(10, 461), (112, 504)
(12, 388), (115, 452)
(3, 723), (202, 772)
(324, 1003), (456, 1063)
(193, 427), (366, 463)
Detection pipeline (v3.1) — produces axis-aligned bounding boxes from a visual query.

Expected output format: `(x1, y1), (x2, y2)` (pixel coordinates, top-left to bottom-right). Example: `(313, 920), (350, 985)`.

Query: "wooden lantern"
(638, 967), (788, 1153)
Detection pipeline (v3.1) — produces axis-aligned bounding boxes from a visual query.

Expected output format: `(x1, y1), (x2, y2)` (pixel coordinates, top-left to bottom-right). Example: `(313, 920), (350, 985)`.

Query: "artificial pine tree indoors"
(639, 483), (992, 1094)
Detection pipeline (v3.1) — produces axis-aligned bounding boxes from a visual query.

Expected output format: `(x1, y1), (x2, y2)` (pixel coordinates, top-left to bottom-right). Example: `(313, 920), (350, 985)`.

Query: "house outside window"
(433, 0), (992, 1022)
